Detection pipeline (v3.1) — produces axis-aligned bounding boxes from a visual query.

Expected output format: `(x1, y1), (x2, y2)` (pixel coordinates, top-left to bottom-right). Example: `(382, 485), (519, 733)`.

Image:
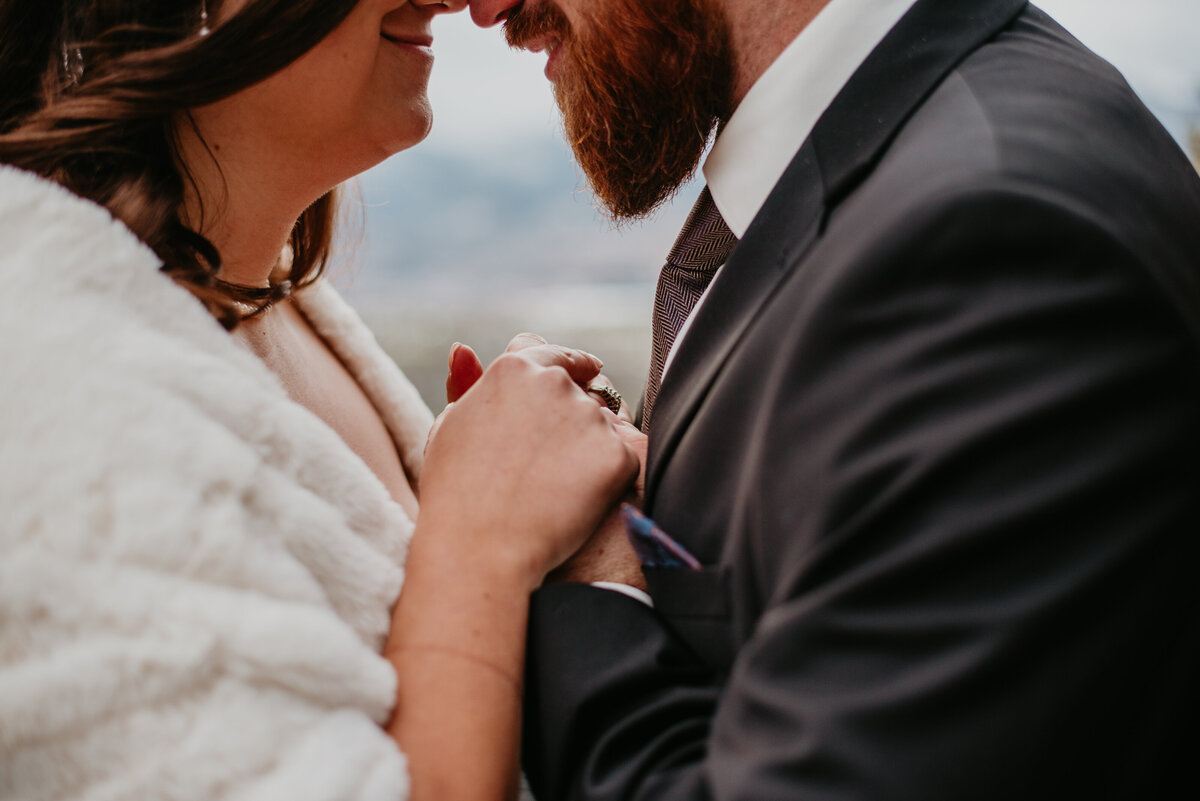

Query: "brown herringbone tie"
(642, 186), (738, 432)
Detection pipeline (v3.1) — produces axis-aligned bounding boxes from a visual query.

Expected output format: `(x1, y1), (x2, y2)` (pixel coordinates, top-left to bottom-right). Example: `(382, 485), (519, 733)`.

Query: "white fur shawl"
(0, 166), (435, 801)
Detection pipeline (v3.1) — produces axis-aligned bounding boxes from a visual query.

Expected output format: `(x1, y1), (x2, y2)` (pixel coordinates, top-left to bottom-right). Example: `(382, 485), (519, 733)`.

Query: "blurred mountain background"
(330, 0), (1200, 411)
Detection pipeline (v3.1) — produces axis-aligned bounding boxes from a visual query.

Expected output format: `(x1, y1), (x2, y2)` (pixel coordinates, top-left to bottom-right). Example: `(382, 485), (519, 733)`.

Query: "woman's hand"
(419, 344), (639, 589)
(450, 334), (650, 591)
(444, 333), (603, 403)
(391, 338), (638, 801)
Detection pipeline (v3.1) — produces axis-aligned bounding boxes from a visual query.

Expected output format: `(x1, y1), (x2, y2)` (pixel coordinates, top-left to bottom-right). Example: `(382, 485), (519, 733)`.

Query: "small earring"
(199, 0), (211, 36)
(62, 43), (84, 85)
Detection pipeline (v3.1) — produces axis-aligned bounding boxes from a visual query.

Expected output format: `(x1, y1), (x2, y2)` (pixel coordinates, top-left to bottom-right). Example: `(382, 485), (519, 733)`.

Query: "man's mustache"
(504, 1), (571, 50)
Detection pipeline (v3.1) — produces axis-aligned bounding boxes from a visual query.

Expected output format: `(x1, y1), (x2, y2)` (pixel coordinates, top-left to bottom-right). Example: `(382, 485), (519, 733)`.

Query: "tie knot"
(666, 186), (738, 276)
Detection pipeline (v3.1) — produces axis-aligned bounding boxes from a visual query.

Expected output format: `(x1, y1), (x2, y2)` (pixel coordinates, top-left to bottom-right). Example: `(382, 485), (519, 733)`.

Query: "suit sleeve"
(521, 190), (1200, 800)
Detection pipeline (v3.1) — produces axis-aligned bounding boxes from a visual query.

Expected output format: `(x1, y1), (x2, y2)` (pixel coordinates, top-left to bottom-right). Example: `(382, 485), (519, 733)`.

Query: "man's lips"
(518, 35), (564, 79)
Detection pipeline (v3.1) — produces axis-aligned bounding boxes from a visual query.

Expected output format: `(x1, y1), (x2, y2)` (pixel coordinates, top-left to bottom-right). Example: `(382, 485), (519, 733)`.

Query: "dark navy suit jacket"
(524, 2), (1200, 798)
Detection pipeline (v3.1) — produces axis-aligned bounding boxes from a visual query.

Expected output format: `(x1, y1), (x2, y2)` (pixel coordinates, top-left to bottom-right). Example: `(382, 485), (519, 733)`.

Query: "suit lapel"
(645, 0), (1029, 503)
(646, 142), (824, 502)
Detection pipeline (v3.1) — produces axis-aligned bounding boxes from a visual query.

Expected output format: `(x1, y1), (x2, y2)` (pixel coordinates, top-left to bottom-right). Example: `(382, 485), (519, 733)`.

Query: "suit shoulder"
(875, 6), (1200, 244)
(824, 7), (1200, 339)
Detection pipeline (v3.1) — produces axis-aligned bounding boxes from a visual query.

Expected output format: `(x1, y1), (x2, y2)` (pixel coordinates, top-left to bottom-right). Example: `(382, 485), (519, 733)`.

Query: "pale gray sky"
(414, 0), (1200, 155)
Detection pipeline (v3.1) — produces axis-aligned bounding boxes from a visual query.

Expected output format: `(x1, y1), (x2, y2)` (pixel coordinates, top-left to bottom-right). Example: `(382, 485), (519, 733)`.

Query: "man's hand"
(545, 501), (647, 590)
(548, 418), (648, 589)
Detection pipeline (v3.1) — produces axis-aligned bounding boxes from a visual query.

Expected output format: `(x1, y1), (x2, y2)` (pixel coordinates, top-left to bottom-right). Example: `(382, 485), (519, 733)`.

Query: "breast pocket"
(644, 565), (735, 674)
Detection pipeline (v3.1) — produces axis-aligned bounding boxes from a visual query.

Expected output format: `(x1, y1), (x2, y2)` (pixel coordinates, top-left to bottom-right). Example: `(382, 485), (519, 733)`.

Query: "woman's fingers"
(446, 335), (602, 406)
(510, 344), (603, 385)
(617, 404), (635, 426)
(504, 332), (548, 352)
(425, 402), (453, 457)
(446, 342), (484, 403)
(585, 373), (634, 423)
(421, 353), (638, 585)
(504, 332), (604, 386)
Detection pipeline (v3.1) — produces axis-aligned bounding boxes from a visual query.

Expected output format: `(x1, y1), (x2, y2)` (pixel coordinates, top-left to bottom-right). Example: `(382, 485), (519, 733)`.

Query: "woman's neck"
(176, 118), (322, 288)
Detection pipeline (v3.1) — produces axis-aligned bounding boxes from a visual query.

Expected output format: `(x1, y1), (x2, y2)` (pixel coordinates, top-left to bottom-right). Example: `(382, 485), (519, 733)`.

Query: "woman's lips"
(381, 33), (434, 54)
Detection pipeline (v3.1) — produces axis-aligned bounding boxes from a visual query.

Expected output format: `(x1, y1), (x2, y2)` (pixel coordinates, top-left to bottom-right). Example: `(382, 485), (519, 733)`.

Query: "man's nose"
(467, 0), (524, 28)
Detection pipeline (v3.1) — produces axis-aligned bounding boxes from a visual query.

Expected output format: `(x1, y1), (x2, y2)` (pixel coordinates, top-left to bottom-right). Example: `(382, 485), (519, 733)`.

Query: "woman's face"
(188, 0), (462, 194)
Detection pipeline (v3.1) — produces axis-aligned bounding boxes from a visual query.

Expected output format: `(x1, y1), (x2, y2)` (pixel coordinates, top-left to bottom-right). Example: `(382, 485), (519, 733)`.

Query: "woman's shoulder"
(0, 167), (411, 801)
(0, 164), (411, 647)
(0, 165), (161, 302)
(0, 163), (264, 358)
(0, 165), (287, 483)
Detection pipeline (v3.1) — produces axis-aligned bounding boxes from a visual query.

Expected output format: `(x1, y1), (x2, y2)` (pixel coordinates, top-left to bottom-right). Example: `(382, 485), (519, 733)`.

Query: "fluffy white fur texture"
(0, 165), (436, 801)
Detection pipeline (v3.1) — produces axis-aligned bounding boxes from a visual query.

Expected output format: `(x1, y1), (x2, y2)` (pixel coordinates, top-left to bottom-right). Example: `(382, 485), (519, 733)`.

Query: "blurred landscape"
(330, 139), (692, 404)
(331, 0), (1200, 411)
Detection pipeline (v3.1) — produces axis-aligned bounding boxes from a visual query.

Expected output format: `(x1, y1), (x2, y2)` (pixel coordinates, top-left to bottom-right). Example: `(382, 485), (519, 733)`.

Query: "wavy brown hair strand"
(0, 0), (359, 329)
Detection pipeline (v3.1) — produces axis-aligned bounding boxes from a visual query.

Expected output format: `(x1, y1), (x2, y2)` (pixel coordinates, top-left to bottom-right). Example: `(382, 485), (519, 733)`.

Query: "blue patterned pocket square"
(621, 504), (702, 570)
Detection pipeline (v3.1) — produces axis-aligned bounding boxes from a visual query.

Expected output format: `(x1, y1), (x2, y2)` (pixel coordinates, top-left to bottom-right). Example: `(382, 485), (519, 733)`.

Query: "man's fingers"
(446, 342), (484, 403)
(614, 420), (648, 497)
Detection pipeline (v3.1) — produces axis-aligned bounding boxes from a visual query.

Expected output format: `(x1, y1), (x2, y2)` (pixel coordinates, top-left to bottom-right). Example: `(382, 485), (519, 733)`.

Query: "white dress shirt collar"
(703, 0), (920, 238)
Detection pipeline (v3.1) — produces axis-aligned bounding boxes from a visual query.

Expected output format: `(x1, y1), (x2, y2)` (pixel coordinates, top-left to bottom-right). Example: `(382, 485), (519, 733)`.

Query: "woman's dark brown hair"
(0, 0), (360, 328)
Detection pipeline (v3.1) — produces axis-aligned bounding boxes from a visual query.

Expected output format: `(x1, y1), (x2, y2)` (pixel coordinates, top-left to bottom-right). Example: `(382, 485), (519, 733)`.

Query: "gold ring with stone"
(587, 384), (623, 415)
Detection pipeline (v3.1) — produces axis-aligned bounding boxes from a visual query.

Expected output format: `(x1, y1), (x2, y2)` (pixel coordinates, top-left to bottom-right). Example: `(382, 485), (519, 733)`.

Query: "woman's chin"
(344, 112), (433, 177)
(384, 105), (435, 156)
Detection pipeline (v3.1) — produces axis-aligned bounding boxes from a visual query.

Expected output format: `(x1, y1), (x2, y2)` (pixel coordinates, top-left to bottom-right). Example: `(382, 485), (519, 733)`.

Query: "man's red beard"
(506, 0), (733, 221)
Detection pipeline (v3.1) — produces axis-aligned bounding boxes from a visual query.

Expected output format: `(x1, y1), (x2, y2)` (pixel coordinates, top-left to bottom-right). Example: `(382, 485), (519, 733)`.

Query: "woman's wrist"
(388, 519), (538, 681)
(406, 515), (550, 595)
(386, 525), (530, 801)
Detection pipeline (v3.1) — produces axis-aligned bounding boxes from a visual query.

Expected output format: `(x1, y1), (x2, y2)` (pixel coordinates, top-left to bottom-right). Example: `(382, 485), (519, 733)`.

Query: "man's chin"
(589, 173), (698, 224)
(545, 0), (732, 221)
(555, 67), (716, 221)
(562, 102), (714, 222)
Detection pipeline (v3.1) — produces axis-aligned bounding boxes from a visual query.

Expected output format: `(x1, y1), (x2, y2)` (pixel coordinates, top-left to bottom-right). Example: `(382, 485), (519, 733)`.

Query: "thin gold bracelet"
(389, 644), (522, 693)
